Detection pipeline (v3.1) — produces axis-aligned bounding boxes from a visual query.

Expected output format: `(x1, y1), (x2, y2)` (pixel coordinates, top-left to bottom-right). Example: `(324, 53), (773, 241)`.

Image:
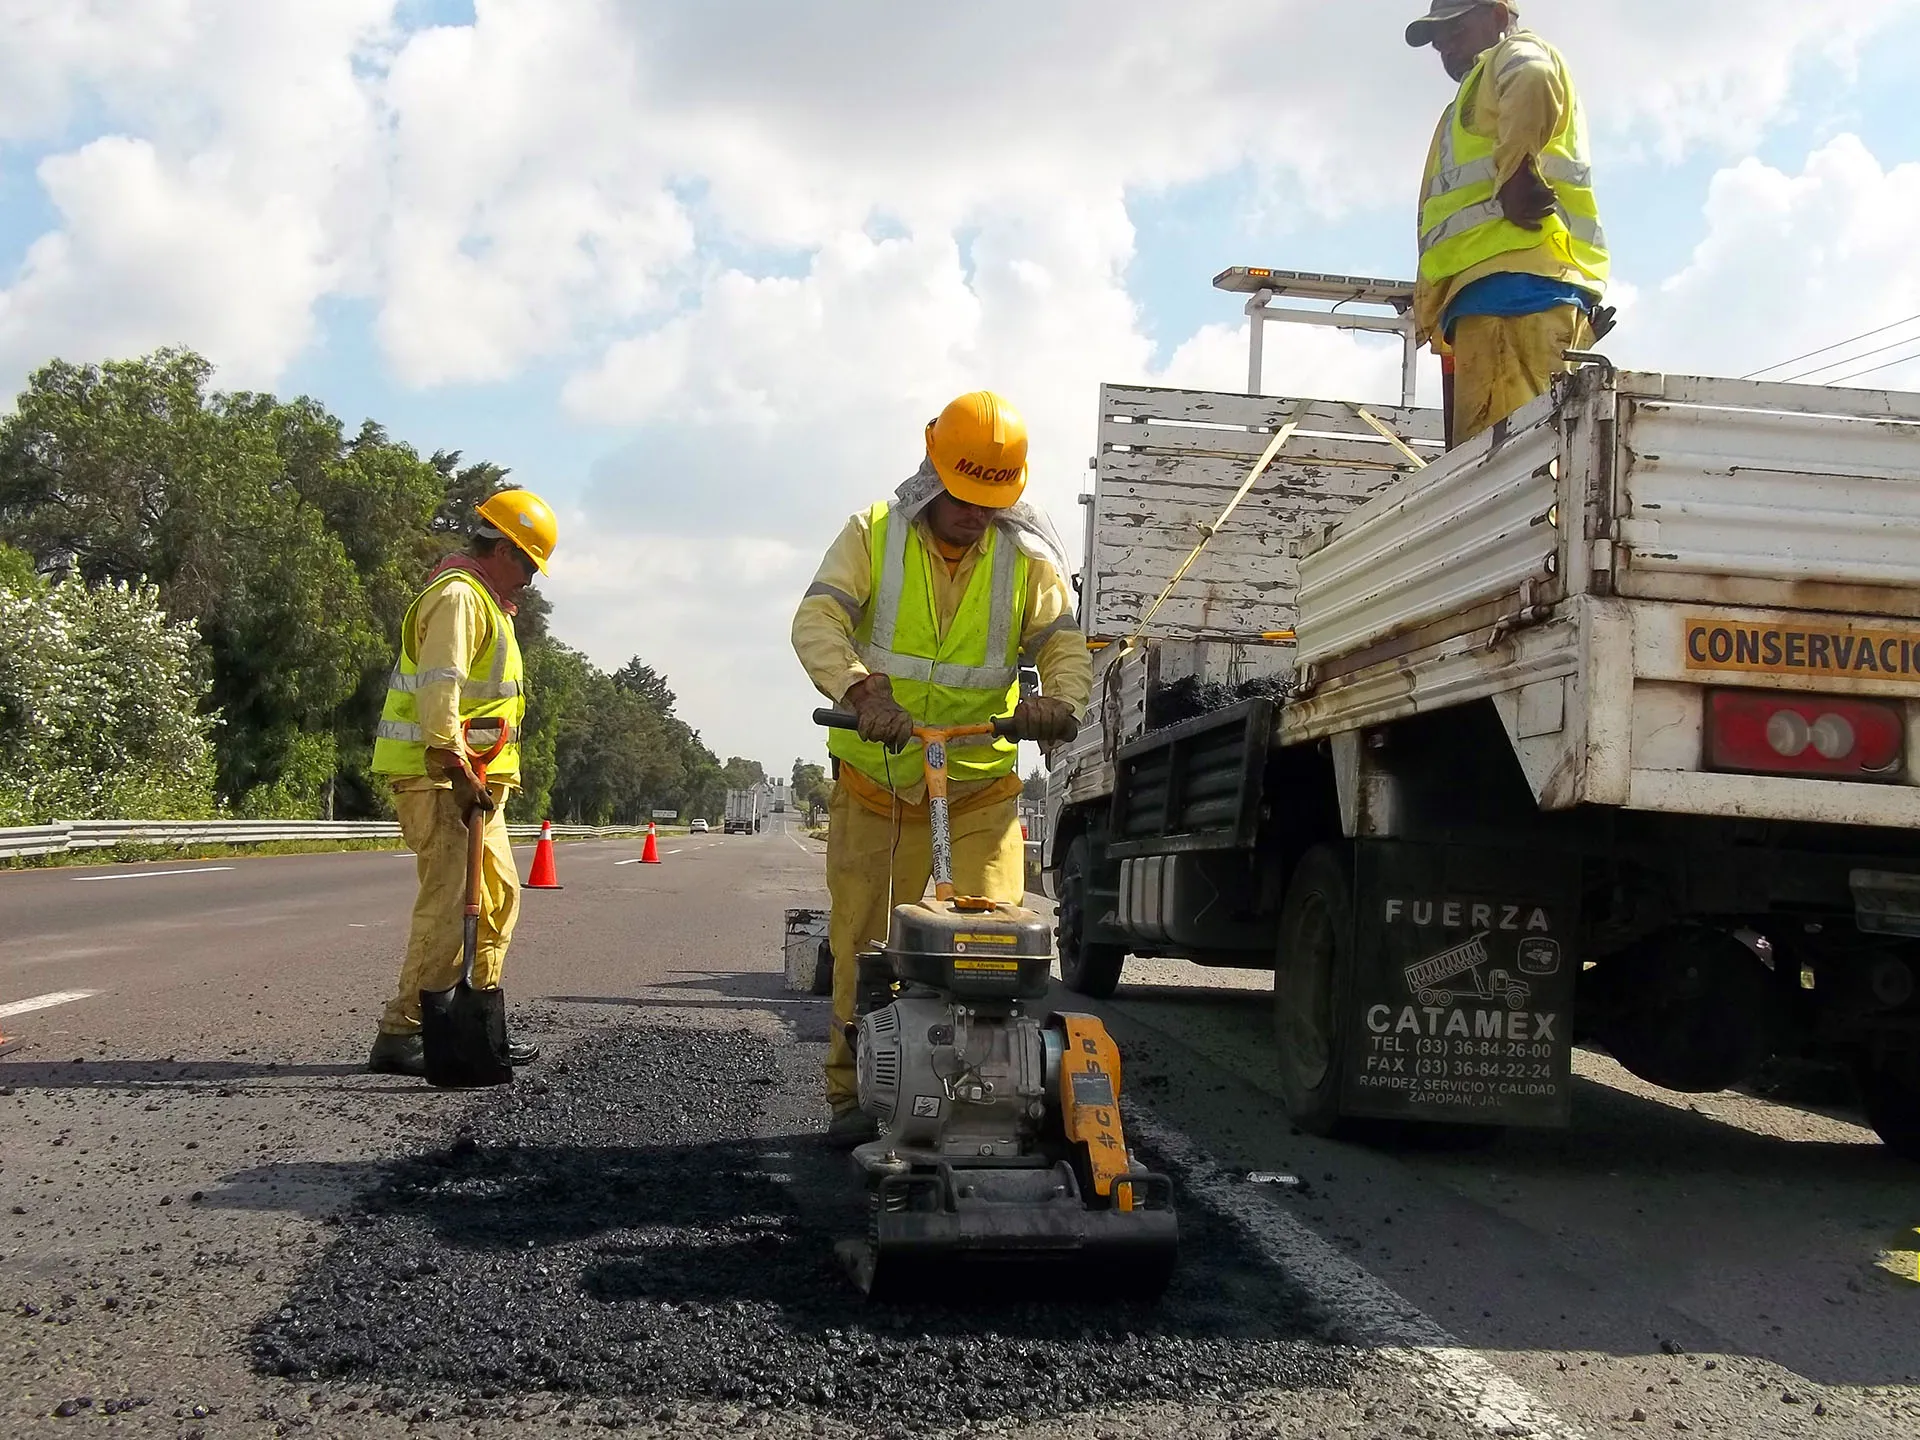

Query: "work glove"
(845, 675), (916, 753)
(1497, 164), (1558, 231)
(1009, 696), (1080, 746)
(1589, 305), (1619, 343)
(428, 747), (497, 818)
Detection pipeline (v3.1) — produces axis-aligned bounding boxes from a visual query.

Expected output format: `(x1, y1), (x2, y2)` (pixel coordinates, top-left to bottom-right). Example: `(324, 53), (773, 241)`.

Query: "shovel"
(420, 718), (514, 1089)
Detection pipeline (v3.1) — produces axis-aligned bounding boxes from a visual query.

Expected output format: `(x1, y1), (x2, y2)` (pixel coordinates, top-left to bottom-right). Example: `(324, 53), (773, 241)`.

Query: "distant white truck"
(724, 788), (766, 835)
(1046, 268), (1920, 1156)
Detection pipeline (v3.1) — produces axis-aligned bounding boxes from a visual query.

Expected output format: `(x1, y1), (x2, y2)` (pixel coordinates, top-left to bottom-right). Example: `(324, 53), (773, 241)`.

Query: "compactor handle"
(812, 710), (1020, 743)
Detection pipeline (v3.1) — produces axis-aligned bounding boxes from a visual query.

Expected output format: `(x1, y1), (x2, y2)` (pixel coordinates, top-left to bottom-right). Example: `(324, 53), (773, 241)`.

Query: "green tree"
(0, 348), (714, 831)
(720, 757), (767, 791)
(1022, 768), (1047, 802)
(0, 352), (383, 816)
(792, 759), (831, 819)
(512, 640), (593, 822)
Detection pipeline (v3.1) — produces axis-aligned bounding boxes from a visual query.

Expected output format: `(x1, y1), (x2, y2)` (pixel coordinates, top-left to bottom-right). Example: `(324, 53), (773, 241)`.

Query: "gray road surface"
(0, 819), (1915, 1439)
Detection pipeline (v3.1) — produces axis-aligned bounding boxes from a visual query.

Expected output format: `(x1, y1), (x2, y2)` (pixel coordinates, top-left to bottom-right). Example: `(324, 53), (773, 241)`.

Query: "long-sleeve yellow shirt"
(1414, 29), (1596, 347)
(792, 509), (1093, 805)
(390, 576), (516, 796)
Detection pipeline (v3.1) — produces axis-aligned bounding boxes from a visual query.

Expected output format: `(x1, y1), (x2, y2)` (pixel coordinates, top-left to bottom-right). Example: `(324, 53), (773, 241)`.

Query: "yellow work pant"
(380, 785), (520, 1035)
(823, 781), (1027, 1109)
(1451, 306), (1595, 446)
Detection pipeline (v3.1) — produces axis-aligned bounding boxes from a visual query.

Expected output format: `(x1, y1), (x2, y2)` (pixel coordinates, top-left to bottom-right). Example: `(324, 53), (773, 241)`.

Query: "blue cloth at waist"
(1445, 273), (1596, 341)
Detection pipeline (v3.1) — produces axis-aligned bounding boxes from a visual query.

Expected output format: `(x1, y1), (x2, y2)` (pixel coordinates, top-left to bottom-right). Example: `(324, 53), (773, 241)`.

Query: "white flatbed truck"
(1046, 268), (1920, 1154)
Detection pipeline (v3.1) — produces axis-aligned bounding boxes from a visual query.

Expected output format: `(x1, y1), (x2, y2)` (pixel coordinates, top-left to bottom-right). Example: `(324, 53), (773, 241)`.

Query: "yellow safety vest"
(372, 569), (525, 784)
(1418, 34), (1608, 292)
(827, 503), (1028, 789)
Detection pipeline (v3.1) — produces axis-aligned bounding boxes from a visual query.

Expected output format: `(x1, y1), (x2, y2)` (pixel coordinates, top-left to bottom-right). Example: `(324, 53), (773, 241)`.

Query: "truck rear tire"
(1058, 834), (1126, 999)
(1859, 1050), (1920, 1162)
(1273, 844), (1354, 1137)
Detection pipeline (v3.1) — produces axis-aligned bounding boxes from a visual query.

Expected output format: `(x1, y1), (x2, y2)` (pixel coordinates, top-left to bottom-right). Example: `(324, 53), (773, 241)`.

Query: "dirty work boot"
(506, 1040), (539, 1066)
(367, 1031), (426, 1078)
(826, 1104), (878, 1151)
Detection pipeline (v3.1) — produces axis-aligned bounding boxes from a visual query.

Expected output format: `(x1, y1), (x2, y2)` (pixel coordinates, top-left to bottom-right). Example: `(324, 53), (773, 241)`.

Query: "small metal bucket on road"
(783, 908), (832, 996)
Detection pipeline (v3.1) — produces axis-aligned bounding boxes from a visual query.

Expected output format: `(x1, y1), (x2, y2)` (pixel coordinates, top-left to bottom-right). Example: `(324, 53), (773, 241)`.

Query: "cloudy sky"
(4, 0), (1920, 771)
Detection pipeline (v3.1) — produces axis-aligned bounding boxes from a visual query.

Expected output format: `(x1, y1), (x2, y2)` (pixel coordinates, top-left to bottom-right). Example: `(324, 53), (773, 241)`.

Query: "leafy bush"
(0, 551), (217, 825)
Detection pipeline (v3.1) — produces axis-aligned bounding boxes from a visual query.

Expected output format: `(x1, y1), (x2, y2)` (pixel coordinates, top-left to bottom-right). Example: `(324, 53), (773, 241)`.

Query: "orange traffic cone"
(526, 820), (563, 889)
(640, 823), (662, 865)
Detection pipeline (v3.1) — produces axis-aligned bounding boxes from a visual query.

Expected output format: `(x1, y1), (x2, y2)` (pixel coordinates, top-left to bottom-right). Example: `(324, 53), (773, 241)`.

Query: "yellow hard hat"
(475, 488), (558, 574)
(925, 391), (1028, 509)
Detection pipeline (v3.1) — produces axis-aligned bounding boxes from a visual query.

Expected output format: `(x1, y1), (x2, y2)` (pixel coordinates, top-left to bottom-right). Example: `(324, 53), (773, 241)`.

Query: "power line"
(1784, 330), (1920, 383)
(1827, 346), (1920, 386)
(1743, 311), (1920, 380)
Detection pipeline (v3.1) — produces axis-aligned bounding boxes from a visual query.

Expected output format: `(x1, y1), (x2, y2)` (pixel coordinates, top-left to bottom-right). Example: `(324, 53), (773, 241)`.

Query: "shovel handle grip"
(812, 709), (1019, 743)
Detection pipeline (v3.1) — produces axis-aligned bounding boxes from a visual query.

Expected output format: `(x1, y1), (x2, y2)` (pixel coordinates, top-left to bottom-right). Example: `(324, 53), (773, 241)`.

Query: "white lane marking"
(788, 833), (817, 854)
(0, 990), (100, 1020)
(1129, 1110), (1585, 1439)
(614, 858), (645, 867)
(71, 867), (235, 884)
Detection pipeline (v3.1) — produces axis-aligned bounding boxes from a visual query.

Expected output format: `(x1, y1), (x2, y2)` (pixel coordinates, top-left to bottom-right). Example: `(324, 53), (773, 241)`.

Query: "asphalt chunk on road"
(252, 1023), (1352, 1425)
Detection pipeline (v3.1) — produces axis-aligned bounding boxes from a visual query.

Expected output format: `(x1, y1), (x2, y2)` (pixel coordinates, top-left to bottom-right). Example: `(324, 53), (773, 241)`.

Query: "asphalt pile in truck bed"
(252, 1023), (1349, 1426)
(1145, 674), (1296, 733)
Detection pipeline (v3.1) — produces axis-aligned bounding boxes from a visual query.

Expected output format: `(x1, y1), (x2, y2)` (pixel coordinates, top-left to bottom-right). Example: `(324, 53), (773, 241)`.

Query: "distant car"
(689, 818), (709, 833)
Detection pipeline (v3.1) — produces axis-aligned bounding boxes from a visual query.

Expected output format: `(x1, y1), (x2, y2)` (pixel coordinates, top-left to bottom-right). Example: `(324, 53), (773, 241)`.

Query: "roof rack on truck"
(1213, 267), (1421, 407)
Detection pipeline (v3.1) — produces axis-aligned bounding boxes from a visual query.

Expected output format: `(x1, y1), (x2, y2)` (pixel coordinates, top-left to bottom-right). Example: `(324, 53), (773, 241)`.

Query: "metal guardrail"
(0, 819), (651, 862)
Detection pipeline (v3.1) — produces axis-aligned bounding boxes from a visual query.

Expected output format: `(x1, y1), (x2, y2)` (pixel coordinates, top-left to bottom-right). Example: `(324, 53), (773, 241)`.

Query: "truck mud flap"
(1342, 840), (1579, 1129)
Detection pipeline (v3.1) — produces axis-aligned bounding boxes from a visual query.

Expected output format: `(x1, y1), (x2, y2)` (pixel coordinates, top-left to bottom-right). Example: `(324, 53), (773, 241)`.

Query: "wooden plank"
(1087, 590), (1298, 639)
(1100, 453), (1409, 503)
(1100, 421), (1439, 469)
(1100, 383), (1445, 444)
(1093, 512), (1364, 558)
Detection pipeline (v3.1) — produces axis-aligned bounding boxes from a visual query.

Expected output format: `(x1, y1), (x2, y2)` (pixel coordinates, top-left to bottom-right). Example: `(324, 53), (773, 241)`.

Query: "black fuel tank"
(884, 901), (1053, 999)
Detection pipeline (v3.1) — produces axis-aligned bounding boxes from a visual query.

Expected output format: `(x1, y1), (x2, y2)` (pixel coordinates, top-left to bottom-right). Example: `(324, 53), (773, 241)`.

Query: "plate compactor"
(813, 709), (1179, 1302)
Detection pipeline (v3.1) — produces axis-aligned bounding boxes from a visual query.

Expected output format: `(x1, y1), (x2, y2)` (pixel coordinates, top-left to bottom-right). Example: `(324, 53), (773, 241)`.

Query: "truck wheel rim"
(1280, 894), (1335, 1092)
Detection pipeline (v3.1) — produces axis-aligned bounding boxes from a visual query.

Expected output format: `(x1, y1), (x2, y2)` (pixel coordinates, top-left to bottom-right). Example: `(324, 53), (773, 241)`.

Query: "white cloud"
(1559, 0), (1914, 161)
(0, 0), (392, 384)
(2, 0), (1917, 762)
(1621, 135), (1920, 388)
(0, 137), (333, 387)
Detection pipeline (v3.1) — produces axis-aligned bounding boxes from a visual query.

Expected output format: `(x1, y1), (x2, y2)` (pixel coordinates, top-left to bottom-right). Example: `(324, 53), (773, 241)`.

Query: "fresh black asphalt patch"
(253, 1022), (1351, 1425)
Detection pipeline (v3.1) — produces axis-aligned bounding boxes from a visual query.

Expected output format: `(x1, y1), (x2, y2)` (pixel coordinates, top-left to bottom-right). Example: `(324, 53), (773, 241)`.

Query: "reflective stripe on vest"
(827, 504), (1027, 789)
(1418, 35), (1608, 291)
(371, 570), (525, 781)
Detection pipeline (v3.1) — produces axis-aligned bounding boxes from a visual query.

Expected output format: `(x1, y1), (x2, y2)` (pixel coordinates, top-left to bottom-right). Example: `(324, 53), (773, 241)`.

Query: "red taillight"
(1707, 691), (1905, 780)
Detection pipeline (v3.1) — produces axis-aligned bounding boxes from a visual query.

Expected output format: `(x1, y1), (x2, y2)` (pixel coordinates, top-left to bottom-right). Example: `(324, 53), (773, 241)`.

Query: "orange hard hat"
(475, 488), (558, 573)
(926, 391), (1028, 509)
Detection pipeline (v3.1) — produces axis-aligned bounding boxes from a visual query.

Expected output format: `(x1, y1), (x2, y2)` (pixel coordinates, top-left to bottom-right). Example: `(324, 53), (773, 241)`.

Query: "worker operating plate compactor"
(813, 709), (1179, 1301)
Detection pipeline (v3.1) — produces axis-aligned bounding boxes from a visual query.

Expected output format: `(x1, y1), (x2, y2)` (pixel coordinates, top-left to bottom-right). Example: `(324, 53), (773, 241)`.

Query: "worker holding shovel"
(367, 490), (558, 1081)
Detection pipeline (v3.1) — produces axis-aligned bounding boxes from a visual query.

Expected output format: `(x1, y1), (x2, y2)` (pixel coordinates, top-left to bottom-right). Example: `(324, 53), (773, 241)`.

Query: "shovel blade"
(419, 981), (512, 1089)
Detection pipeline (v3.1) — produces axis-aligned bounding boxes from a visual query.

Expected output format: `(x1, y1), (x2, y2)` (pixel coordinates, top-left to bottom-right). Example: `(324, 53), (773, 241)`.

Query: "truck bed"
(1288, 368), (1920, 826)
(1048, 383), (1444, 851)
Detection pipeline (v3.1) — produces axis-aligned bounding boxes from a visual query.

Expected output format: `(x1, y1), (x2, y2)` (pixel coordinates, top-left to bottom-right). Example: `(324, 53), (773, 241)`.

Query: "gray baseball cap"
(1406, 0), (1515, 47)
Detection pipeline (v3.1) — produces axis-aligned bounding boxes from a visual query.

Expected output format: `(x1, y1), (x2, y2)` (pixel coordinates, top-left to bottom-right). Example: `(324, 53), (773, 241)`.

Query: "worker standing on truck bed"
(366, 490), (556, 1078)
(1407, 1), (1611, 445)
(792, 391), (1092, 1148)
